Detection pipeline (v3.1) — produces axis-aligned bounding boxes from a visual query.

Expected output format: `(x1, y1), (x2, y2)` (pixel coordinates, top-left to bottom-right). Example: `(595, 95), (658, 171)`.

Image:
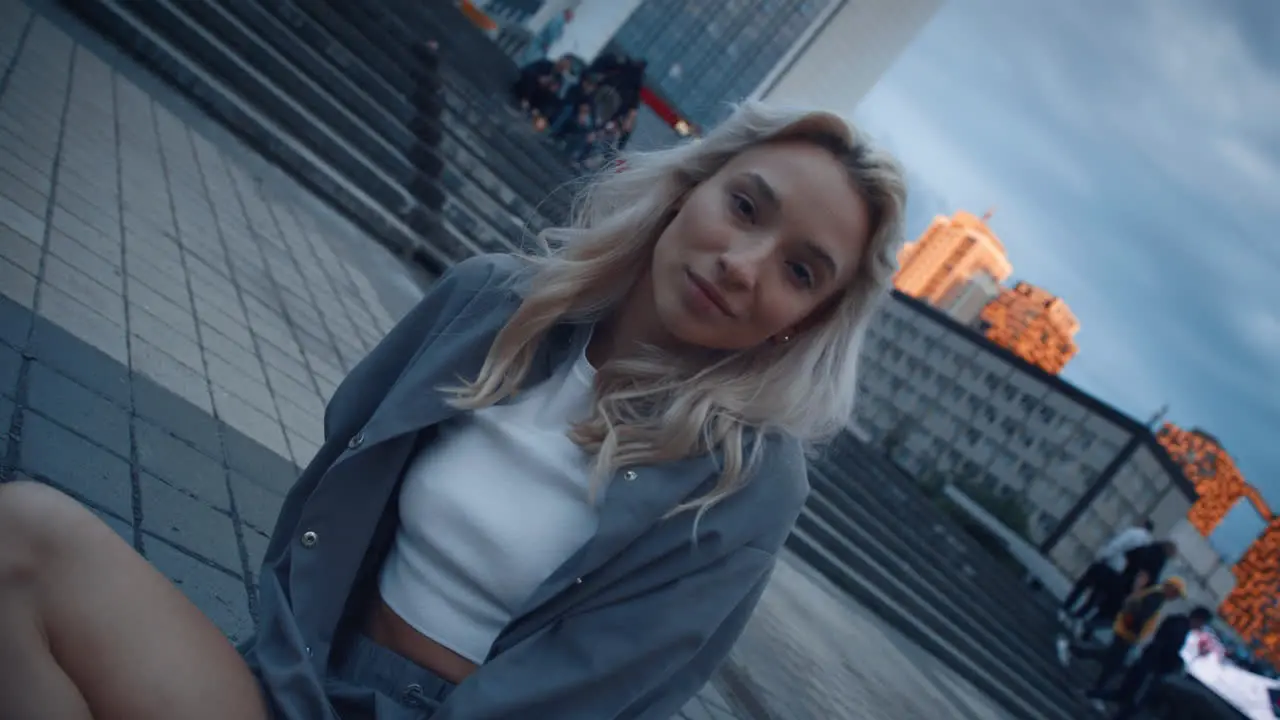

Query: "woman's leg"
(0, 481), (268, 720)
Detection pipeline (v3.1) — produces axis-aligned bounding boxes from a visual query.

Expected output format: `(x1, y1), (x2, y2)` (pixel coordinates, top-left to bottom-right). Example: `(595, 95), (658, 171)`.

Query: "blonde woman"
(0, 102), (906, 720)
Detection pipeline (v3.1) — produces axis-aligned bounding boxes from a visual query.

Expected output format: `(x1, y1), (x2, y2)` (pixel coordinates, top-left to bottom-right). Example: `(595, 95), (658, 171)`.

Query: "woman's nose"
(717, 240), (774, 290)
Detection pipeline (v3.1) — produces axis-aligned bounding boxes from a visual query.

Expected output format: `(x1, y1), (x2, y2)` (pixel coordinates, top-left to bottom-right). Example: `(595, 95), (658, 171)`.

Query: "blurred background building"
(977, 282), (1079, 375)
(895, 210), (1013, 306)
(895, 211), (1078, 375)
(480, 0), (943, 148)
(860, 209), (1277, 664)
(1158, 425), (1279, 663)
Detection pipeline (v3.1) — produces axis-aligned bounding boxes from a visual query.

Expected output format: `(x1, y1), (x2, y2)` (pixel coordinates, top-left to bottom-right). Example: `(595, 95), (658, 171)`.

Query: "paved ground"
(0, 3), (1011, 719)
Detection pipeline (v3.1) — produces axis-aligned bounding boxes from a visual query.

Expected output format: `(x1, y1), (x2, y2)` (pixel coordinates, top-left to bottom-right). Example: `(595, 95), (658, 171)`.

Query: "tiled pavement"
(0, 2), (1011, 718)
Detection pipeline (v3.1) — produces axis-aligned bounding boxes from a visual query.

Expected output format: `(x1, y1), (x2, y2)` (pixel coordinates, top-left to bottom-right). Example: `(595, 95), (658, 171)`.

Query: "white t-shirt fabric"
(378, 344), (602, 663)
(1095, 526), (1154, 572)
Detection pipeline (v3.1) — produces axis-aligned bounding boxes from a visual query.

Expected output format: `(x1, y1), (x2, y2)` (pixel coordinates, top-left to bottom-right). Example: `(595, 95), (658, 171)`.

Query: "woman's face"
(650, 141), (873, 351)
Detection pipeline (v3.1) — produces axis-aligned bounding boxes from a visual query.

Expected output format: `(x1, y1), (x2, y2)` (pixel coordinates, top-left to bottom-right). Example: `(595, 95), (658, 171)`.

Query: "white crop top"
(377, 344), (601, 663)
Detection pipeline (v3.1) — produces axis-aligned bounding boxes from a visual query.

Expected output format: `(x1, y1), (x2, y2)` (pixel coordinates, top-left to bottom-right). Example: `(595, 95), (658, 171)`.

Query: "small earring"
(778, 334), (792, 344)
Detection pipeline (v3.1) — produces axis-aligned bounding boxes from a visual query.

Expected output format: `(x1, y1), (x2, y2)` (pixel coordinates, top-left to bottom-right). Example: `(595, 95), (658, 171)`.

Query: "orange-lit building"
(894, 211), (1013, 306)
(1157, 423), (1279, 663)
(978, 282), (1080, 374)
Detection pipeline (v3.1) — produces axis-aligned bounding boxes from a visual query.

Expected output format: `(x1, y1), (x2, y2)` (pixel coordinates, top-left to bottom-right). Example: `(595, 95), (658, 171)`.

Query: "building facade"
(894, 211), (1013, 307)
(606, 0), (837, 129)
(938, 270), (1000, 326)
(751, 0), (944, 109)
(851, 292), (1233, 610)
(1158, 424), (1280, 663)
(977, 281), (1080, 374)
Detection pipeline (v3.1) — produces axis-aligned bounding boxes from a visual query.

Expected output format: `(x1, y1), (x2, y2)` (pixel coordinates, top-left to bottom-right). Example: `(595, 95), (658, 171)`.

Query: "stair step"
(799, 496), (1085, 708)
(809, 464), (1064, 643)
(229, 0), (565, 229)
(62, 0), (465, 273)
(281, 0), (573, 188)
(298, 0), (578, 188)
(815, 446), (1049, 613)
(789, 513), (1097, 720)
(169, 0), (533, 257)
(805, 478), (1095, 688)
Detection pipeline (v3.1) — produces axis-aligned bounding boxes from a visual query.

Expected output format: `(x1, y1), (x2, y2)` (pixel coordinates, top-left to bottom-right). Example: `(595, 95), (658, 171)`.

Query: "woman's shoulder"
(754, 432), (810, 504)
(734, 432), (811, 553)
(439, 252), (533, 294)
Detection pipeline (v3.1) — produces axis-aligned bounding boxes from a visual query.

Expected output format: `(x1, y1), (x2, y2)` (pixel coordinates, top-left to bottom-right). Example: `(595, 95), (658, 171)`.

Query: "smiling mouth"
(687, 270), (735, 317)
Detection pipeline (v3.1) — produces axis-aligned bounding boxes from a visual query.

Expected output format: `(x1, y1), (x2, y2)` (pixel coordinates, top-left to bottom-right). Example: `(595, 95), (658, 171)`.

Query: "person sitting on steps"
(0, 100), (907, 720)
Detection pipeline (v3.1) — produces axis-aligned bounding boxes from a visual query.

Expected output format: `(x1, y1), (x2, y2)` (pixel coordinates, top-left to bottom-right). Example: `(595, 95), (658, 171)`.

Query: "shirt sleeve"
(432, 547), (776, 720)
(322, 255), (504, 442)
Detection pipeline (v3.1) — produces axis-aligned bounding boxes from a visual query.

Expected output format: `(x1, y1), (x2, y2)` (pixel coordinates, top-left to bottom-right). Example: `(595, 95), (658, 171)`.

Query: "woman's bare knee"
(0, 480), (101, 581)
(0, 480), (268, 720)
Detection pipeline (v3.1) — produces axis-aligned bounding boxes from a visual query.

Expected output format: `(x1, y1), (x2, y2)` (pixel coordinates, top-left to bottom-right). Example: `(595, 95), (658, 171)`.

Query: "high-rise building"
(851, 292), (1233, 612)
(751, 0), (944, 109)
(1157, 424), (1279, 661)
(605, 0), (940, 130)
(894, 211), (1013, 306)
(937, 270), (1001, 326)
(978, 282), (1079, 374)
(606, 0), (837, 129)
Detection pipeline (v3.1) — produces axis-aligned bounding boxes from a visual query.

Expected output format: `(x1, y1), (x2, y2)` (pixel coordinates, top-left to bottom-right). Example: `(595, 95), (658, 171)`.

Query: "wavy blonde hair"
(447, 102), (907, 516)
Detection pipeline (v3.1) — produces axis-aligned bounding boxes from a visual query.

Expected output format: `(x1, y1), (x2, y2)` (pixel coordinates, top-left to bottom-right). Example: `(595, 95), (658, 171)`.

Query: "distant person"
(1060, 520), (1154, 628)
(1078, 539), (1178, 642)
(616, 108), (639, 151)
(1059, 576), (1188, 707)
(548, 74), (600, 135)
(512, 55), (572, 123)
(1102, 606), (1214, 719)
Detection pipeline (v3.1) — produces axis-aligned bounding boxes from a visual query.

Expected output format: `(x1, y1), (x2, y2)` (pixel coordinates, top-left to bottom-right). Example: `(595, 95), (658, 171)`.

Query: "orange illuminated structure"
(894, 210), (1013, 305)
(978, 282), (1079, 374)
(1157, 423), (1279, 663)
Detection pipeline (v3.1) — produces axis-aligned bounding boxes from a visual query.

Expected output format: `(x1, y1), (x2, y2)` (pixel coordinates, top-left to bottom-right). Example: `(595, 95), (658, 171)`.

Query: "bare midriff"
(364, 592), (480, 684)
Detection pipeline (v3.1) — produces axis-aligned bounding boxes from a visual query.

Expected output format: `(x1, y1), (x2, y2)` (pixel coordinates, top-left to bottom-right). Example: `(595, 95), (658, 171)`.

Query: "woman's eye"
(788, 261), (815, 289)
(731, 193), (755, 220)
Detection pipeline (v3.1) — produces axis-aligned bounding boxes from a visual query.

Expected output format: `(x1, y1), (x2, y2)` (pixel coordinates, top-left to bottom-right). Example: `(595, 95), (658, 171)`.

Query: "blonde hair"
(448, 101), (907, 517)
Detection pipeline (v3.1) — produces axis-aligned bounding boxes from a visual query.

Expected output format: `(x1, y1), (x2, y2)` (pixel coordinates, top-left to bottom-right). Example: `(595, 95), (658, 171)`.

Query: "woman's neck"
(586, 273), (675, 367)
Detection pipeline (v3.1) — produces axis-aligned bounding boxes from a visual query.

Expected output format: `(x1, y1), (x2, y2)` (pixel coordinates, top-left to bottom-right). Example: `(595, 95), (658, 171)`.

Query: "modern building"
(851, 291), (1234, 611)
(751, 0), (944, 109)
(894, 211), (1014, 307)
(1158, 424), (1280, 663)
(977, 281), (1080, 374)
(937, 270), (1000, 326)
(605, 0), (939, 129)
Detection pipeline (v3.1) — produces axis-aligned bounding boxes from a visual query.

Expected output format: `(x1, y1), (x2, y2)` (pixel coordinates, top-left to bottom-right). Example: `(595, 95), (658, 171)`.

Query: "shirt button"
(300, 530), (319, 548)
(622, 470), (638, 481)
(347, 431), (365, 449)
(575, 577), (583, 585)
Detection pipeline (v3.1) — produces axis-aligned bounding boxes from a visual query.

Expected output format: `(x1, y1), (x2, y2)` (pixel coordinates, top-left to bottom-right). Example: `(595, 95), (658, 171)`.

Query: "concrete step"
(236, 0), (567, 230)
(140, 0), (532, 259)
(818, 439), (1055, 621)
(789, 511), (1098, 720)
(798, 493), (1088, 707)
(279, 0), (576, 203)
(809, 458), (1065, 645)
(61, 0), (463, 273)
(806, 473), (1094, 689)
(408, 1), (523, 93)
(309, 1), (581, 191)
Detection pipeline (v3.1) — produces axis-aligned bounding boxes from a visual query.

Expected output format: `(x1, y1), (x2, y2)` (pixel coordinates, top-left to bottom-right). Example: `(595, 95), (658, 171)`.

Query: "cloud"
(853, 0), (1280, 505)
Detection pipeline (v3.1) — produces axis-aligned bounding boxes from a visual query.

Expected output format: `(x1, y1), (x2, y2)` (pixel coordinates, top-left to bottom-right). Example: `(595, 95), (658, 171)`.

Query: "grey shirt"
(239, 254), (810, 719)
